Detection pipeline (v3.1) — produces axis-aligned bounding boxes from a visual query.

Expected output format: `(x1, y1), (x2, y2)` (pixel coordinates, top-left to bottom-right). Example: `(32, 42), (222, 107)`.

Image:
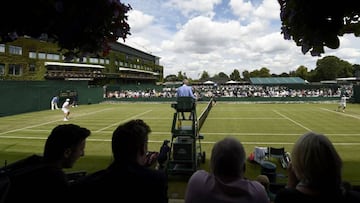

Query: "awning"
(119, 67), (159, 75)
(45, 61), (105, 69)
(203, 80), (215, 84)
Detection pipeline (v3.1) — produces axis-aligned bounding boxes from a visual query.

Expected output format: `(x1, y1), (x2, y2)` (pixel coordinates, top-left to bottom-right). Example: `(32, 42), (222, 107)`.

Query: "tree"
(278, 0), (360, 56)
(164, 74), (177, 82)
(250, 67), (271, 77)
(242, 70), (250, 81)
(0, 0), (132, 59)
(177, 71), (186, 81)
(354, 64), (360, 77)
(199, 71), (210, 81)
(211, 72), (229, 83)
(279, 72), (290, 77)
(313, 55), (353, 81)
(294, 65), (309, 80)
(230, 69), (241, 81)
(218, 72), (229, 80)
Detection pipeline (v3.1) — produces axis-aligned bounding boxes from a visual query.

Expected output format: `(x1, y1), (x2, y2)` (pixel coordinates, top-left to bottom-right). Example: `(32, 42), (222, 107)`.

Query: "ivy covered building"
(0, 37), (163, 86)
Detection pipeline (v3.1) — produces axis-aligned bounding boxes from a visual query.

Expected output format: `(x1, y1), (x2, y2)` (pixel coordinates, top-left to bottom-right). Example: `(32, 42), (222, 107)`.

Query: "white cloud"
(127, 10), (154, 33)
(166, 0), (222, 17)
(230, 0), (254, 21)
(121, 0), (360, 79)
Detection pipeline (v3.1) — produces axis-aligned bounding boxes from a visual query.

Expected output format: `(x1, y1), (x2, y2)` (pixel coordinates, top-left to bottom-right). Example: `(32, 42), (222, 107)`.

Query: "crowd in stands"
(1, 121), (360, 202)
(105, 84), (353, 99)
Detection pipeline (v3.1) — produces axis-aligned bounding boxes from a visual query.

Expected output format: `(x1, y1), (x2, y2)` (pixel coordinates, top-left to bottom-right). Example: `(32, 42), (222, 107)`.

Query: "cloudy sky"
(120, 0), (360, 79)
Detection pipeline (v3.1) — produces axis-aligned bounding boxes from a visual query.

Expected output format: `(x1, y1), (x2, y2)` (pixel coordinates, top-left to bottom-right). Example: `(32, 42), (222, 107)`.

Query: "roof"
(250, 77), (305, 85)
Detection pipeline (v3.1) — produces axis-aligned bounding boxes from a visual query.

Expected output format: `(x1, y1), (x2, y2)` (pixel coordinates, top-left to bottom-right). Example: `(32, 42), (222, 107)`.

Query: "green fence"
(354, 85), (360, 103)
(1, 82), (359, 117)
(0, 81), (103, 117)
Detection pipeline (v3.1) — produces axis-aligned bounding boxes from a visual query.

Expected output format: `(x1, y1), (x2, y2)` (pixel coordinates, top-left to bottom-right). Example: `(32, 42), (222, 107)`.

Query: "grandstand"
(250, 77), (306, 85)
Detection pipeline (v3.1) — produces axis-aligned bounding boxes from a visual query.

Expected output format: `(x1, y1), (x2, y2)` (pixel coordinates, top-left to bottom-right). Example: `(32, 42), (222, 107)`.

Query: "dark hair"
(210, 137), (246, 178)
(43, 124), (91, 161)
(112, 119), (151, 162)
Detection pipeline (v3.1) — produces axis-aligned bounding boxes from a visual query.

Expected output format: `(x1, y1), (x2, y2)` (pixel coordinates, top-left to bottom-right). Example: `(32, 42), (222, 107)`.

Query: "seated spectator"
(275, 132), (360, 203)
(3, 124), (91, 203)
(70, 119), (168, 203)
(156, 140), (171, 170)
(185, 137), (269, 203)
(256, 175), (276, 202)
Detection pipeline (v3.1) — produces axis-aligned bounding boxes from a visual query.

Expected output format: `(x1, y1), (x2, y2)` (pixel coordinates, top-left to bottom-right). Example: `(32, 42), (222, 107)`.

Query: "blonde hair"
(291, 132), (342, 193)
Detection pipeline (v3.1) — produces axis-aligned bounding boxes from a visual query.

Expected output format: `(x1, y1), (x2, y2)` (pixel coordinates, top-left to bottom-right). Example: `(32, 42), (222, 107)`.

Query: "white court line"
(0, 135), (359, 145)
(273, 110), (312, 132)
(320, 108), (360, 120)
(206, 118), (285, 120)
(0, 108), (114, 136)
(15, 130), (360, 136)
(94, 110), (153, 133)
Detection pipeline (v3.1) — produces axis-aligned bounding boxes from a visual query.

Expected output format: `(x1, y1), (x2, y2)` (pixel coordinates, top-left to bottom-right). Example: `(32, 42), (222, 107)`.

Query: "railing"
(44, 70), (106, 79)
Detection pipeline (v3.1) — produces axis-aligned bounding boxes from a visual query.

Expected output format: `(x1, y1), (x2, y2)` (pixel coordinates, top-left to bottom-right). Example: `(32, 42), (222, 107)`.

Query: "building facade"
(0, 37), (163, 86)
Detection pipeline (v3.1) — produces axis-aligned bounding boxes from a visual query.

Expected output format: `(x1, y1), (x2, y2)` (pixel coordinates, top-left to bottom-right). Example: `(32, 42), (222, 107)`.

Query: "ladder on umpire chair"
(166, 97), (205, 175)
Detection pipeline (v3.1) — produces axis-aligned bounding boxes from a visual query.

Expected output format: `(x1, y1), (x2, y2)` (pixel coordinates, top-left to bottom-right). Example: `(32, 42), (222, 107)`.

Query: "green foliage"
(230, 69), (241, 81)
(0, 0), (132, 59)
(199, 71), (210, 81)
(278, 0), (360, 56)
(315, 55), (354, 80)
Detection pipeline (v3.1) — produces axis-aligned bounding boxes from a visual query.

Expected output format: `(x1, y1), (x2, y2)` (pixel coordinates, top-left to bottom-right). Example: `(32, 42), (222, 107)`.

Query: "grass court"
(0, 101), (360, 198)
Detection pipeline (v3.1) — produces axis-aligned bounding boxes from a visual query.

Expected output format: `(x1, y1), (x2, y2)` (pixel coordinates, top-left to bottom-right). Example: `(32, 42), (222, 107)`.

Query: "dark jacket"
(275, 187), (360, 203)
(3, 155), (69, 203)
(71, 161), (168, 203)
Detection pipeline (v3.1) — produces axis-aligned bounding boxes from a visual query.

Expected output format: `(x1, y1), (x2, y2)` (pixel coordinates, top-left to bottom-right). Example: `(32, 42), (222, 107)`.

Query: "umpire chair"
(166, 97), (205, 175)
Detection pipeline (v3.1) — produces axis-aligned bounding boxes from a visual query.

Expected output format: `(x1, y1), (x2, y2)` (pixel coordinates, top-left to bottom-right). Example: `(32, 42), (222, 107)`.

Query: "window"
(76, 57), (86, 63)
(89, 57), (99, 63)
(0, 63), (5, 75)
(0, 44), (5, 53)
(99, 58), (105, 64)
(38, 52), (46, 59)
(9, 64), (22, 76)
(29, 64), (36, 72)
(29, 52), (37, 58)
(105, 59), (110, 64)
(46, 53), (60, 60)
(8, 45), (22, 55)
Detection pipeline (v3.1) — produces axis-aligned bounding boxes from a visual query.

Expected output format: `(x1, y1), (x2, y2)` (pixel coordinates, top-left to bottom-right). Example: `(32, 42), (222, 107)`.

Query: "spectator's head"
(183, 79), (189, 85)
(112, 119), (151, 165)
(210, 137), (246, 179)
(162, 140), (170, 146)
(43, 124), (91, 168)
(256, 175), (270, 190)
(291, 132), (342, 193)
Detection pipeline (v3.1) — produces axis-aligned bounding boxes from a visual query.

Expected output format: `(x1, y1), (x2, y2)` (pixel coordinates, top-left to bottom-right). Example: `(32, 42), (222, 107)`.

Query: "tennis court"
(1, 102), (360, 198)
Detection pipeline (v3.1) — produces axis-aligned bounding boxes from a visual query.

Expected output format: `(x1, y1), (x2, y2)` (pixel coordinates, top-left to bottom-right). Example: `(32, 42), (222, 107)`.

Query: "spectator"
(176, 79), (196, 120)
(185, 137), (269, 203)
(62, 98), (71, 121)
(70, 119), (168, 203)
(275, 132), (360, 203)
(3, 124), (91, 203)
(51, 96), (59, 110)
(256, 175), (276, 202)
(156, 140), (171, 170)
